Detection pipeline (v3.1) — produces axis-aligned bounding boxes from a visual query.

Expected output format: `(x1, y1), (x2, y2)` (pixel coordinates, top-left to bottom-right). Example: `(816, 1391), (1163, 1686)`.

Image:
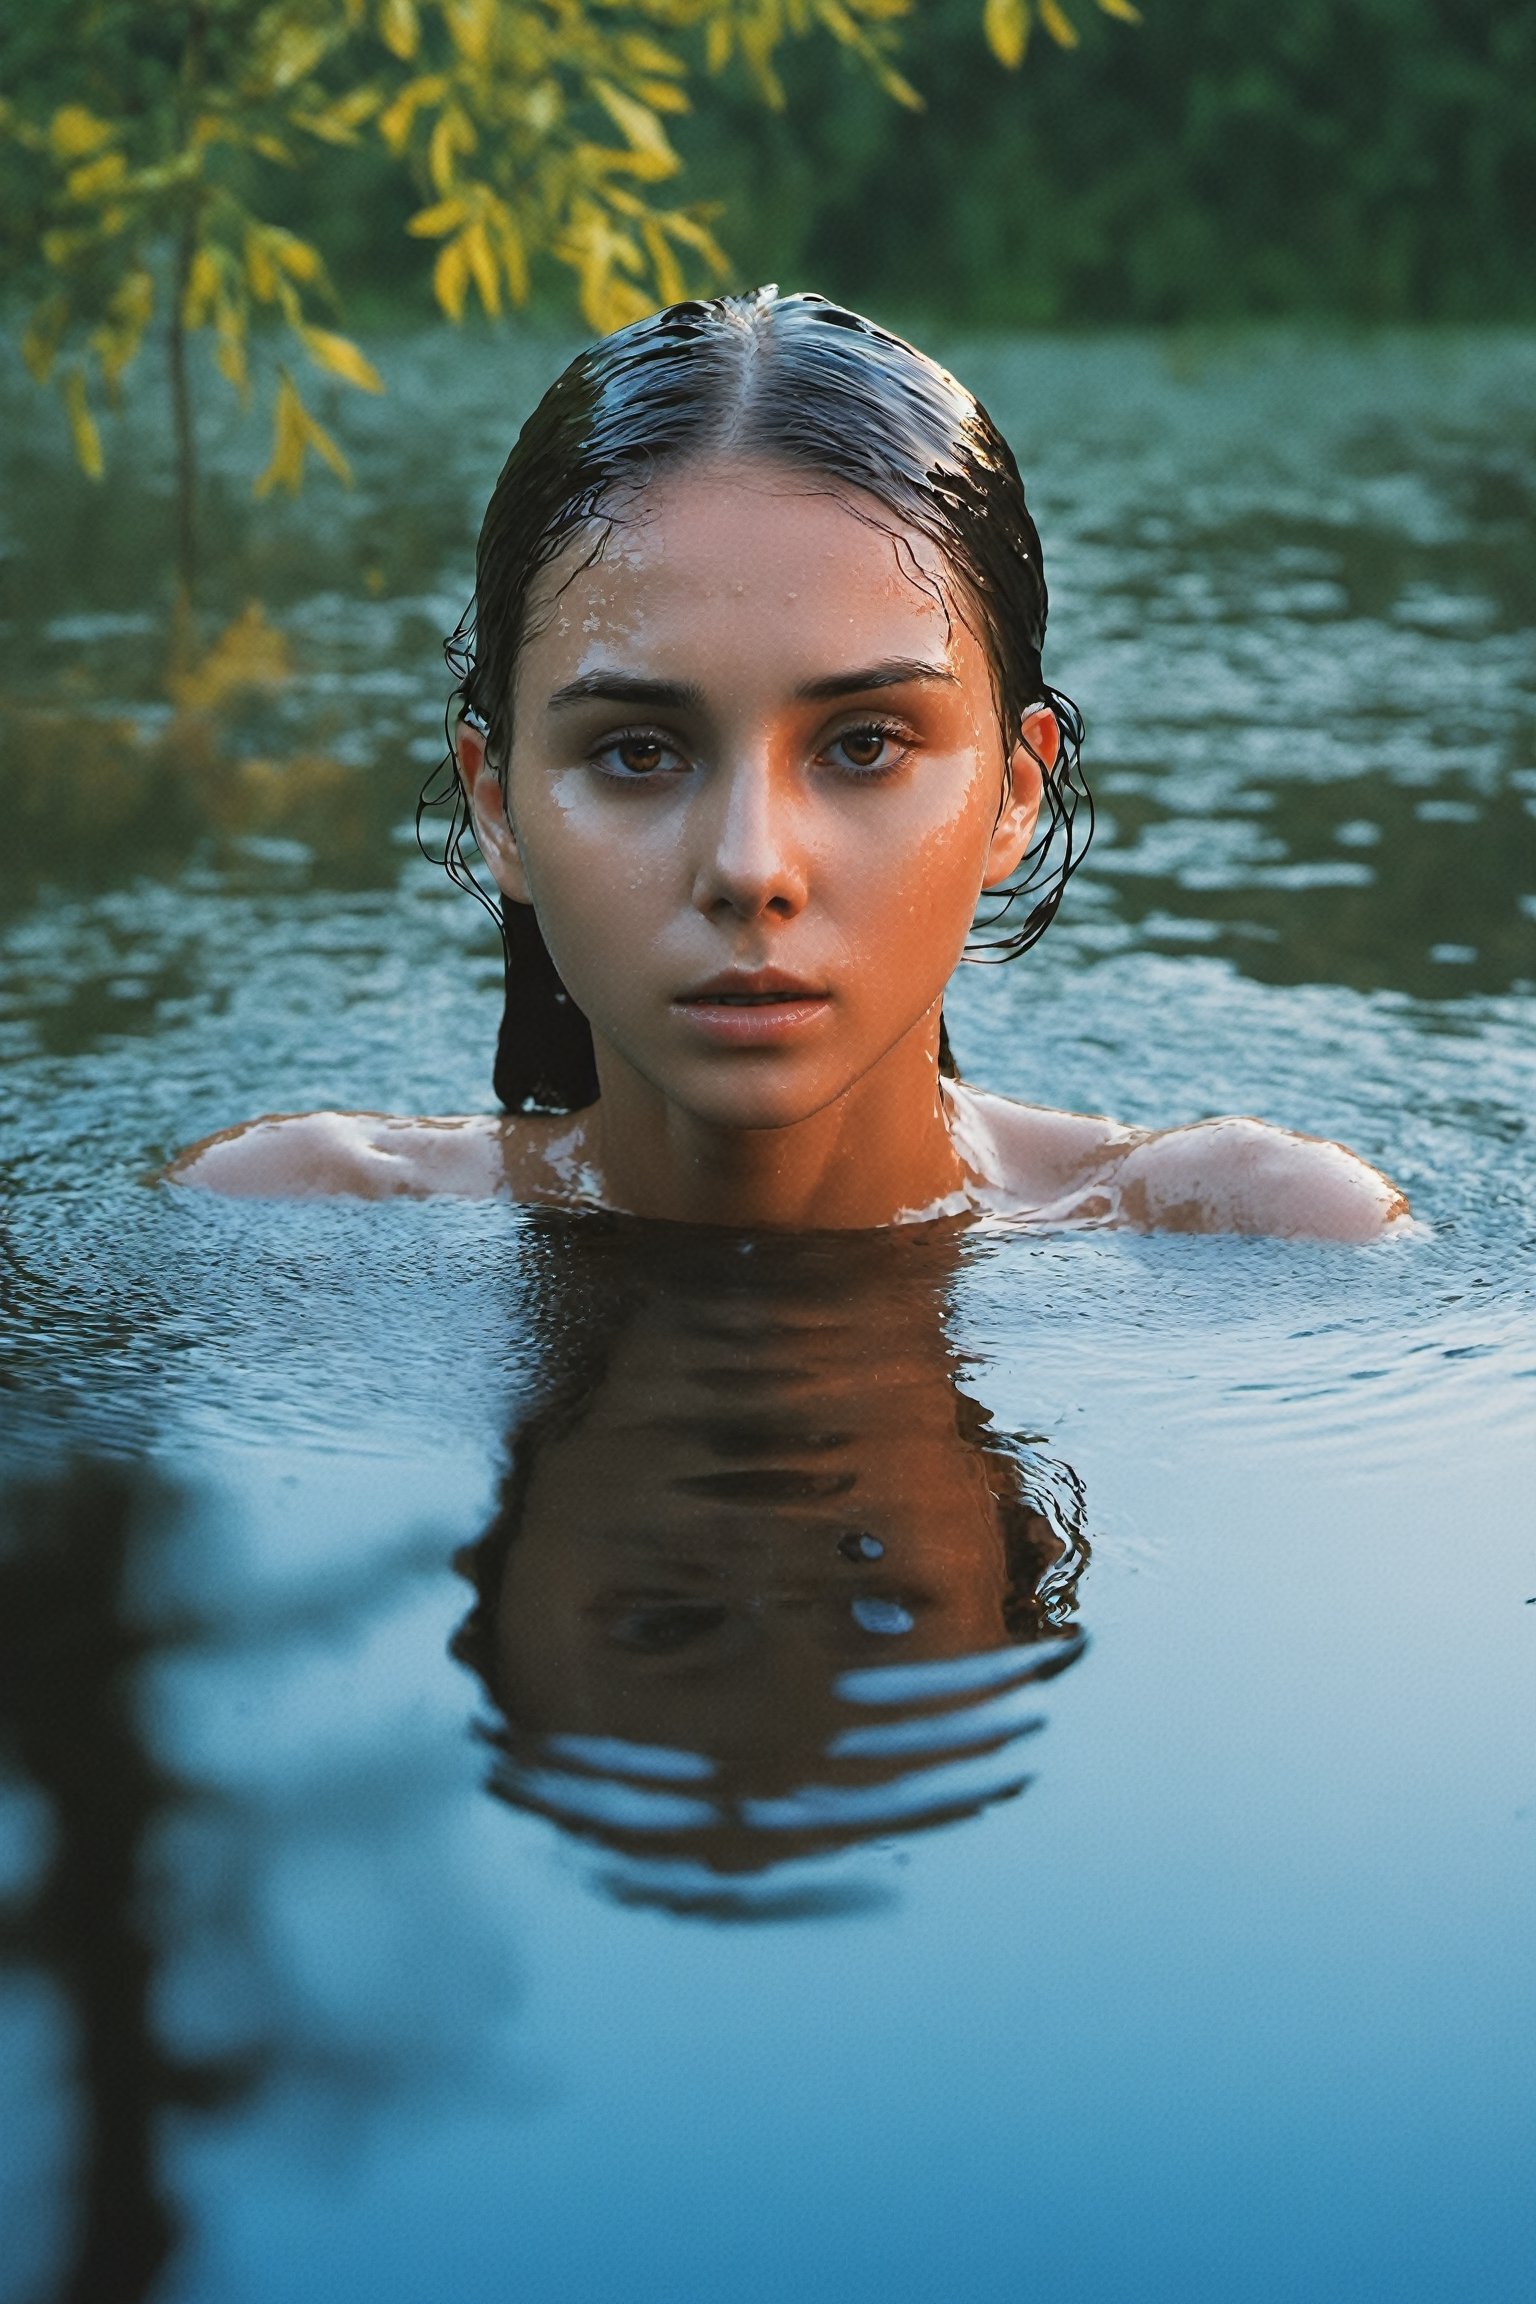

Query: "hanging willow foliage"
(1, 0), (1137, 509)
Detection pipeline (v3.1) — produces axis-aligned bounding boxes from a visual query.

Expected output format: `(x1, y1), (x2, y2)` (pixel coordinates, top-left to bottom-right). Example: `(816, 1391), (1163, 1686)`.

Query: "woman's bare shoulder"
(162, 1109), (596, 1203)
(1109, 1114), (1410, 1239)
(954, 1086), (1410, 1240)
(945, 1081), (1136, 1209)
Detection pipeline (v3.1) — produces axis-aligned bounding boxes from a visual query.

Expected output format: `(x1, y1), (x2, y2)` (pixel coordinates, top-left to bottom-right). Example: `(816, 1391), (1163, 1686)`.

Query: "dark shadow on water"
(0, 1455), (523, 2304)
(0, 1465), (256, 2304)
(452, 1216), (1092, 1921)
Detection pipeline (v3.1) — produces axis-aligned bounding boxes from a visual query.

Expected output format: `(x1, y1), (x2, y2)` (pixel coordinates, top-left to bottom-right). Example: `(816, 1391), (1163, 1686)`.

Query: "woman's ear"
(454, 716), (531, 904)
(981, 704), (1057, 888)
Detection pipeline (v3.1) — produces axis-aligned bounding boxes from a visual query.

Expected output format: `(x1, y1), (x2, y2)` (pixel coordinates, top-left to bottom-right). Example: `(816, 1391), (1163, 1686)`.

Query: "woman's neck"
(570, 1035), (968, 1230)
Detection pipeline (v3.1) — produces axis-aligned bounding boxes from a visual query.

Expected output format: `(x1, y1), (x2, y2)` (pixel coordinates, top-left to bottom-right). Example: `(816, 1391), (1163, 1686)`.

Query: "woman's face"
(460, 457), (1055, 1134)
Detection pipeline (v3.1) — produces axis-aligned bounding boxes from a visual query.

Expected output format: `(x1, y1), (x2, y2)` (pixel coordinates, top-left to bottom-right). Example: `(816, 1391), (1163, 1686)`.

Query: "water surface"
(0, 326), (1532, 2304)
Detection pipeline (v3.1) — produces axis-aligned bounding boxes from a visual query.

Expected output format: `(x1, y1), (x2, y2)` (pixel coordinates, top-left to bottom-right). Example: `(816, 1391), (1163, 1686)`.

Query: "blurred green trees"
(678, 0), (1536, 325)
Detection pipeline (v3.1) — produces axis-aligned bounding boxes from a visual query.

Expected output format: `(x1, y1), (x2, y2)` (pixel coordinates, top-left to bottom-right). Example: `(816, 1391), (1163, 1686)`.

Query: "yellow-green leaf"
(736, 25), (786, 111)
(574, 139), (679, 187)
(183, 246), (222, 329)
(62, 368), (103, 479)
(263, 19), (333, 90)
(871, 59), (923, 108)
(379, 0), (421, 61)
(618, 36), (686, 79)
(291, 109), (359, 148)
(634, 79), (690, 115)
(319, 85), (382, 131)
(446, 0), (495, 67)
(640, 218), (686, 308)
(215, 321), (250, 396)
(704, 18), (733, 75)
(256, 374), (308, 497)
(591, 78), (678, 171)
(655, 208), (729, 273)
(111, 268), (155, 333)
(49, 105), (114, 161)
(428, 105), (476, 194)
(462, 218), (501, 316)
(1095, 0), (1140, 19)
(433, 234), (471, 322)
(300, 405), (353, 484)
(255, 371), (353, 496)
(93, 267), (154, 386)
(984, 0), (1030, 68)
(492, 211), (529, 303)
(270, 229), (324, 283)
(1038, 0), (1080, 46)
(301, 326), (385, 392)
(65, 150), (128, 201)
(245, 230), (280, 303)
(406, 196), (471, 238)
(378, 73), (449, 154)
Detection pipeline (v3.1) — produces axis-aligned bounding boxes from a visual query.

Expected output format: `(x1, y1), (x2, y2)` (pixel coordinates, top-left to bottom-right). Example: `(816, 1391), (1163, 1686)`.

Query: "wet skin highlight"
(167, 458), (1408, 1239)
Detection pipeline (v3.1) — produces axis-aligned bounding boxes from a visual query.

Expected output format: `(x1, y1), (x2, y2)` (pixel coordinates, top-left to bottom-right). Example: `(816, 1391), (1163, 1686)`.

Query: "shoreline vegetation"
(3, 0), (1528, 609)
(244, 0), (1536, 332)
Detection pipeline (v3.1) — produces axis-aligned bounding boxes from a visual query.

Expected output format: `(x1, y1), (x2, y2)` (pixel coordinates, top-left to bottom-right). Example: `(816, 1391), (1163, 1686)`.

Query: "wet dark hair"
(421, 287), (1092, 1113)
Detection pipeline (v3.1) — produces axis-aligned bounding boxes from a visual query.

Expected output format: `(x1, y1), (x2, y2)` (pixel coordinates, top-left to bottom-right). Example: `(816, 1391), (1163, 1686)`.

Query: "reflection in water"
(0, 1457), (507, 2304)
(0, 1227), (1090, 2294)
(454, 1219), (1091, 1919)
(0, 1466), (253, 2304)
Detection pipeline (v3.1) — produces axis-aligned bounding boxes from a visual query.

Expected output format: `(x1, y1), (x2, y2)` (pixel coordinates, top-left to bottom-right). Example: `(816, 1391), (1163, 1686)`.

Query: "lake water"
(1, 326), (1533, 2304)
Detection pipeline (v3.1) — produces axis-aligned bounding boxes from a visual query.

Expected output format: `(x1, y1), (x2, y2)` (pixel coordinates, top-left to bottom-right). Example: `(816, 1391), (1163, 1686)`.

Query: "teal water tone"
(0, 327), (1532, 2304)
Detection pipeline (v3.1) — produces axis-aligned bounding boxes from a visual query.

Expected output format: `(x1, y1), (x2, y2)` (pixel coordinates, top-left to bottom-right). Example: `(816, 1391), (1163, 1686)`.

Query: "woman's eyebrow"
(546, 672), (703, 711)
(796, 658), (957, 701)
(544, 657), (956, 714)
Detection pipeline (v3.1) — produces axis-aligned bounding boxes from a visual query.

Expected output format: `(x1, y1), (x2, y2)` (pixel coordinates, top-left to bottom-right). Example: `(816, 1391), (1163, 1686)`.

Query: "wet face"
(458, 458), (1056, 1135)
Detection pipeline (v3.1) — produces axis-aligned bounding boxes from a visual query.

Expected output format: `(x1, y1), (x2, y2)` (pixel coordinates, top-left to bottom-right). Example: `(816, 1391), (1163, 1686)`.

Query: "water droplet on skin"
(837, 1531), (884, 1561)
(850, 1595), (913, 1636)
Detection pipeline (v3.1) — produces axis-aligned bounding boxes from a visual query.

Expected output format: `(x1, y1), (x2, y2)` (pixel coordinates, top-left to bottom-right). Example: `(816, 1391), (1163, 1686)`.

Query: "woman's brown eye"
(617, 736), (665, 774)
(839, 728), (887, 769)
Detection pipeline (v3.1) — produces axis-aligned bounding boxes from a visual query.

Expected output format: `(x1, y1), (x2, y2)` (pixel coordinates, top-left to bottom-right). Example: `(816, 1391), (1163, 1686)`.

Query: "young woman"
(169, 288), (1407, 1237)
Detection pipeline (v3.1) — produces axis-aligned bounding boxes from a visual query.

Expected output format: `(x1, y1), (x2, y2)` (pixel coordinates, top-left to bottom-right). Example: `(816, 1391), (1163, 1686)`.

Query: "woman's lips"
(673, 973), (831, 1045)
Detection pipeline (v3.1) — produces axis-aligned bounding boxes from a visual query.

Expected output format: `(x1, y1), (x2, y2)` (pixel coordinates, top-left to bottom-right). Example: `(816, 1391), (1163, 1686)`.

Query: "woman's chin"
(619, 1052), (856, 1138)
(675, 1078), (846, 1135)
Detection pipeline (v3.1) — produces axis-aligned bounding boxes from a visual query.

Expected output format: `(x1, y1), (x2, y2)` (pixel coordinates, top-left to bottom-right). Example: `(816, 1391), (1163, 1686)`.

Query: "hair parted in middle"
(422, 286), (1092, 1113)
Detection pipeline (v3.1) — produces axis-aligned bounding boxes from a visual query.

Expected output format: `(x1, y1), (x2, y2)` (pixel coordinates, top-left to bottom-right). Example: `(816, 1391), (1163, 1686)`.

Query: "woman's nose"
(689, 758), (809, 922)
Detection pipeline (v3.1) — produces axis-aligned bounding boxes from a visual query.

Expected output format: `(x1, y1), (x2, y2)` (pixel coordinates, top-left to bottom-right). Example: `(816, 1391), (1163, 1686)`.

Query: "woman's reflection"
(453, 1219), (1091, 1917)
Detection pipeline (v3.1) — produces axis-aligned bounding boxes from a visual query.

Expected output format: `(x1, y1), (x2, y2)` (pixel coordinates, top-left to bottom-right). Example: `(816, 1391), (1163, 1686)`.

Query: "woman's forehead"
(517, 457), (966, 682)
